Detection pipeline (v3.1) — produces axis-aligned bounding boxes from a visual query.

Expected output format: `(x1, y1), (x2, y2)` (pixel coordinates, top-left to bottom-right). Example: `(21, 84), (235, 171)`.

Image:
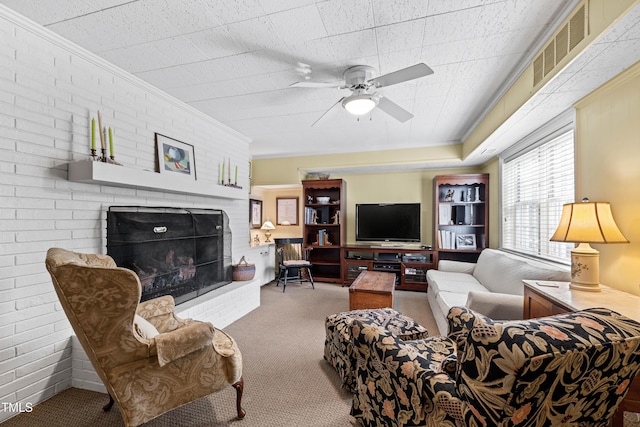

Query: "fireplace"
(106, 206), (232, 305)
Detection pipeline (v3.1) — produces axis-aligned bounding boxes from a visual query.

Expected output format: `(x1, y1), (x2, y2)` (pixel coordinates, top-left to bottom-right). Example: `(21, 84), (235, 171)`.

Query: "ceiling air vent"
(544, 41), (555, 76)
(556, 23), (569, 63)
(569, 4), (586, 50)
(533, 2), (588, 87)
(533, 54), (544, 86)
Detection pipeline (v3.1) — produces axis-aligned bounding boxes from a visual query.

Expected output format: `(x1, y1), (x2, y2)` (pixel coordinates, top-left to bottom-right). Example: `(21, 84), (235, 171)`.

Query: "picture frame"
(276, 197), (299, 225)
(456, 234), (477, 250)
(155, 133), (196, 180)
(250, 199), (262, 229)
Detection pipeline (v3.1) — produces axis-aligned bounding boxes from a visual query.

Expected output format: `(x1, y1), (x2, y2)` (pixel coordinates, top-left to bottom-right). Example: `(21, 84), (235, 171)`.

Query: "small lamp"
(261, 220), (276, 243)
(550, 198), (628, 292)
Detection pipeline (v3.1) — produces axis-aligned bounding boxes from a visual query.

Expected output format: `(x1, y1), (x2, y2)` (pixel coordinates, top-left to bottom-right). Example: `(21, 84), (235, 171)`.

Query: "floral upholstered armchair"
(45, 248), (245, 427)
(350, 306), (640, 427)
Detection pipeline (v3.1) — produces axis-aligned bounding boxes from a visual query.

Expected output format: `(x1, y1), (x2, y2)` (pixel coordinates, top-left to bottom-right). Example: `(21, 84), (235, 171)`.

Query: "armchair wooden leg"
(103, 394), (114, 412)
(232, 377), (246, 419)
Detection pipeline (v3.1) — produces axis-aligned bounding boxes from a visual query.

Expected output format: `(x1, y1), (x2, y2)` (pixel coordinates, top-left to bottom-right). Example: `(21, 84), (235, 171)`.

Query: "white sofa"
(426, 249), (571, 335)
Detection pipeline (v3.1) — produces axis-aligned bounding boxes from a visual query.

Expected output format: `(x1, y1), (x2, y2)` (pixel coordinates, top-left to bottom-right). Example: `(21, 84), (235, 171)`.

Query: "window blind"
(502, 130), (575, 263)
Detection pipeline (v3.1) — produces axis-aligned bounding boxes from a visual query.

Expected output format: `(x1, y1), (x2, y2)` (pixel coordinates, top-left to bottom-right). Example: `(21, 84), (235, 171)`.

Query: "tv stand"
(343, 245), (436, 291)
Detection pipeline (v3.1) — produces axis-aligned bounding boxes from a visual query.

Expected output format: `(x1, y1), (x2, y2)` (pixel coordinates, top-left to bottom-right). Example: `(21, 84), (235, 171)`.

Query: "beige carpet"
(4, 281), (638, 427)
(1, 281), (436, 427)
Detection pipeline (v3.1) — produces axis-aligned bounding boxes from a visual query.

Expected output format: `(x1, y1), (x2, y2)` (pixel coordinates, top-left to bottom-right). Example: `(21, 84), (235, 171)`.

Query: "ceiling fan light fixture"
(342, 94), (377, 115)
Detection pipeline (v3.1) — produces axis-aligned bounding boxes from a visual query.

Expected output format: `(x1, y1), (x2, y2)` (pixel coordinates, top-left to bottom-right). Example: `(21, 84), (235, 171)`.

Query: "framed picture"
(456, 234), (477, 250)
(250, 199), (262, 229)
(155, 133), (196, 180)
(276, 197), (298, 225)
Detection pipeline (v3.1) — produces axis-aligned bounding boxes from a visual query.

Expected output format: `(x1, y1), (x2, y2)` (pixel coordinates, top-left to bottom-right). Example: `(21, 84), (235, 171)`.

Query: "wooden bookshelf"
(302, 179), (346, 283)
(434, 174), (489, 263)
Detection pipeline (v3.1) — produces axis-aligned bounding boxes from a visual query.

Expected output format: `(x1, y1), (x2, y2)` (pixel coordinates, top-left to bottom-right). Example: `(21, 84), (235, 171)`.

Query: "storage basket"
(232, 256), (255, 281)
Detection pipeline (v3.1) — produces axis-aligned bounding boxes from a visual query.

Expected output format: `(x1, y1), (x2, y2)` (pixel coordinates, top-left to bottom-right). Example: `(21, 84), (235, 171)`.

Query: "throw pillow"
(134, 314), (159, 339)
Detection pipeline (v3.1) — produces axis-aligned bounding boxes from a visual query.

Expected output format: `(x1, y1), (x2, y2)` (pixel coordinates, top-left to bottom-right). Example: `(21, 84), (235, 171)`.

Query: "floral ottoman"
(324, 308), (429, 391)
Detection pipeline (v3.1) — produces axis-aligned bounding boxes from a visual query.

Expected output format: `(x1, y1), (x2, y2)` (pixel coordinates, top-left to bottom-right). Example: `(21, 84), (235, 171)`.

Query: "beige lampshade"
(550, 200), (628, 291)
(261, 220), (276, 230)
(550, 201), (628, 244)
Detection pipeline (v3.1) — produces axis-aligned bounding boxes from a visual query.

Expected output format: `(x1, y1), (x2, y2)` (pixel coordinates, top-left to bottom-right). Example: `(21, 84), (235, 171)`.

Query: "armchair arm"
(153, 320), (215, 367)
(437, 260), (476, 274)
(422, 372), (465, 423)
(137, 296), (183, 333)
(447, 306), (493, 353)
(465, 291), (523, 321)
(137, 295), (175, 317)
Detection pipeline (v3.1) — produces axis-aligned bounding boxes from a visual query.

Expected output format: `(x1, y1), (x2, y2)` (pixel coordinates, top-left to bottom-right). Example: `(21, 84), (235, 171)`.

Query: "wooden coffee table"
(349, 271), (395, 310)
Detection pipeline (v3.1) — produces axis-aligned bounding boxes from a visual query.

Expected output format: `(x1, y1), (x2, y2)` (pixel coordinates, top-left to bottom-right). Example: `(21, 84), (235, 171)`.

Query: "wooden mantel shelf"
(68, 160), (247, 200)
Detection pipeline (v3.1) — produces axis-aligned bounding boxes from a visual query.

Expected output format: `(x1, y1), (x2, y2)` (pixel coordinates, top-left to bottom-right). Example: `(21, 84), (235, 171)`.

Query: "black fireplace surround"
(107, 206), (232, 305)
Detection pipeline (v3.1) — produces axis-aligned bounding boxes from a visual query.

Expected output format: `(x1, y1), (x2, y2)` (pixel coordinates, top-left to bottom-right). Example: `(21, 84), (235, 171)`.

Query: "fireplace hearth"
(107, 206), (232, 305)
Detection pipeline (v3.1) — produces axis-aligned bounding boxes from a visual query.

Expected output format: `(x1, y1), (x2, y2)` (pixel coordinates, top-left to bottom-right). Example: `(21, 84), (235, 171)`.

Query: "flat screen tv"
(356, 203), (421, 243)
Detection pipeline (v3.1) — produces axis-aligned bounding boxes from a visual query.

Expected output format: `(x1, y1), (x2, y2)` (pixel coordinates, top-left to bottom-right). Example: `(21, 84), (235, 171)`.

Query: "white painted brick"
(0, 278), (14, 291)
(14, 292), (59, 311)
(15, 330), (69, 356)
(16, 230), (71, 243)
(15, 347), (71, 378)
(2, 7), (253, 413)
(15, 311), (65, 334)
(0, 324), (54, 352)
(0, 283), (51, 303)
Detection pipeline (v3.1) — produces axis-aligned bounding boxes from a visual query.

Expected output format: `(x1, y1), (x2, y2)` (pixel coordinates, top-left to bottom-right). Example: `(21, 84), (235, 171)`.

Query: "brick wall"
(0, 7), (258, 421)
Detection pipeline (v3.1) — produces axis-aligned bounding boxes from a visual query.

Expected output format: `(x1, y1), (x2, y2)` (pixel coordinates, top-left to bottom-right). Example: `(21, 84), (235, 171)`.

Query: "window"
(501, 115), (575, 263)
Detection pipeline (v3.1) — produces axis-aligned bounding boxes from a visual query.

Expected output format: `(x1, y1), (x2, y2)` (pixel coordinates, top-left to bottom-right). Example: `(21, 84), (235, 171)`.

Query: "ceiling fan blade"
(377, 97), (414, 122)
(290, 81), (343, 89)
(311, 97), (345, 127)
(369, 63), (434, 88)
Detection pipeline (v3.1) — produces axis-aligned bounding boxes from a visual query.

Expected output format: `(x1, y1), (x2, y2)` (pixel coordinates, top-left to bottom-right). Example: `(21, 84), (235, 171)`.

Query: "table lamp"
(261, 220), (276, 243)
(550, 198), (628, 292)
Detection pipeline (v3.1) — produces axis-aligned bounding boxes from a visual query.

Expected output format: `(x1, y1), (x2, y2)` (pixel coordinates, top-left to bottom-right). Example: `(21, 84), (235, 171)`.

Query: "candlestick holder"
(101, 148), (107, 162)
(91, 148), (97, 161)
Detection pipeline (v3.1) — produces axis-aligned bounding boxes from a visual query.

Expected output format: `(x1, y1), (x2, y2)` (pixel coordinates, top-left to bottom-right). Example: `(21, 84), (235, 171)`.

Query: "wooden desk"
(523, 280), (640, 426)
(349, 271), (395, 310)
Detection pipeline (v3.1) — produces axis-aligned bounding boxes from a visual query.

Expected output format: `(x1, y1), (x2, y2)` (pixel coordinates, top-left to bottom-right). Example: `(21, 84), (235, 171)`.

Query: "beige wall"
(250, 186), (304, 243)
(574, 61), (640, 294)
(253, 166), (484, 247)
(250, 144), (463, 186)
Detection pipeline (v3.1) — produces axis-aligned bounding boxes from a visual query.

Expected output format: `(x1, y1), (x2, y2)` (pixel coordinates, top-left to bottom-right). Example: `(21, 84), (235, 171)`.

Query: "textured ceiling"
(3, 0), (639, 170)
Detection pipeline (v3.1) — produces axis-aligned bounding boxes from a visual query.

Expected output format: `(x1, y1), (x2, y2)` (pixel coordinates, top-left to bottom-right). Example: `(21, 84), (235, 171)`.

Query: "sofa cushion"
(427, 270), (489, 295)
(436, 291), (472, 327)
(472, 249), (569, 295)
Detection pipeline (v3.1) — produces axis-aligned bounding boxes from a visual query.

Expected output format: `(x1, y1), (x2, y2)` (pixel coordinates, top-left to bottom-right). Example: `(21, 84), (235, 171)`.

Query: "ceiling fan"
(290, 63), (433, 126)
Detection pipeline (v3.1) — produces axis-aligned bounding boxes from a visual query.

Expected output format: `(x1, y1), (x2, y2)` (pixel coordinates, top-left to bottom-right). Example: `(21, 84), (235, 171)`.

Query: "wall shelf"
(68, 160), (247, 200)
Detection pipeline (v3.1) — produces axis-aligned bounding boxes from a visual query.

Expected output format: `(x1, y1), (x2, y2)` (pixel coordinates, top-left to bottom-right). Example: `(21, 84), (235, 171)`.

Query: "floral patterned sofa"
(350, 306), (640, 427)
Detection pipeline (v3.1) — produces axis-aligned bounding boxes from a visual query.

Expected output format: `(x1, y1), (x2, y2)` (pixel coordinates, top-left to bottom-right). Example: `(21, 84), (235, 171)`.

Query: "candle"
(228, 158), (231, 182)
(97, 110), (105, 150)
(221, 160), (225, 184)
(91, 118), (95, 150)
(108, 127), (114, 157)
(235, 165), (238, 185)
